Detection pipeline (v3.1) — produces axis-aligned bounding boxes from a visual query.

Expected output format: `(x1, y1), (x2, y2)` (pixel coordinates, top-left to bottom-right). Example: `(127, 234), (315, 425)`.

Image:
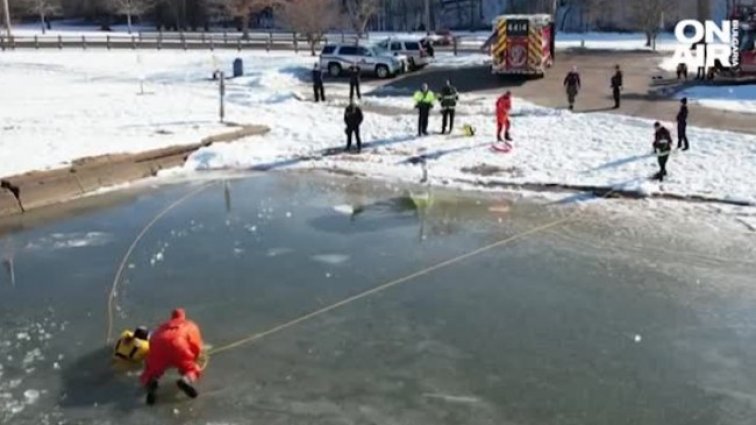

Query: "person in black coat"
(344, 100), (364, 152)
(421, 38), (435, 58)
(610, 64), (623, 109)
(439, 79), (459, 134)
(348, 62), (361, 100)
(312, 63), (325, 103)
(677, 97), (689, 151)
(653, 122), (673, 181)
(564, 66), (581, 110)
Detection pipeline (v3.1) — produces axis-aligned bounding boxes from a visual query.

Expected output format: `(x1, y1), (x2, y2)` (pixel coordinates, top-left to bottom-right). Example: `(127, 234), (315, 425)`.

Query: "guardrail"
(0, 32), (482, 55)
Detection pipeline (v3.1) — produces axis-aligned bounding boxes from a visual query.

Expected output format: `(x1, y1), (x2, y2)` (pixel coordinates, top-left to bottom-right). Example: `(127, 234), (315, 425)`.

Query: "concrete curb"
(0, 123), (269, 218)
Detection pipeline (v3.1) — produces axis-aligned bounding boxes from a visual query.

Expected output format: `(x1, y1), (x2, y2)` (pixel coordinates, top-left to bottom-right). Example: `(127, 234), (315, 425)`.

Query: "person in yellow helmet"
(113, 326), (150, 363)
(413, 83), (436, 136)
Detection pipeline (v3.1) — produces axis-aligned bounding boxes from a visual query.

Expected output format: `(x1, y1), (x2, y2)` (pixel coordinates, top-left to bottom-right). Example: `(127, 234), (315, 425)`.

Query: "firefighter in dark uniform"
(312, 63), (325, 103)
(439, 79), (459, 134)
(653, 122), (673, 181)
(344, 99), (364, 152)
(348, 62), (361, 101)
(676, 97), (689, 151)
(610, 64), (623, 109)
(564, 66), (581, 110)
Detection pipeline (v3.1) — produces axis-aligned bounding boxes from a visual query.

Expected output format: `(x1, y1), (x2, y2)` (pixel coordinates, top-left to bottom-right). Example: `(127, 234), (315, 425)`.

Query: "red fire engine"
(485, 14), (555, 77)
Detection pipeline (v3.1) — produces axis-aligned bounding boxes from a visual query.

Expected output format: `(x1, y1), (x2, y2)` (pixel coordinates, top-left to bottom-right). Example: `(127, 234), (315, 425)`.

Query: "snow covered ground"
(554, 32), (680, 51)
(0, 51), (231, 176)
(676, 85), (756, 115)
(1, 50), (755, 207)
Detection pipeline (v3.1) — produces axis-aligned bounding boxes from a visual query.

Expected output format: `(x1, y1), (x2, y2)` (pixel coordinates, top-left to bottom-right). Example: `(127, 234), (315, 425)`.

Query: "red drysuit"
(140, 308), (203, 386)
(496, 93), (512, 140)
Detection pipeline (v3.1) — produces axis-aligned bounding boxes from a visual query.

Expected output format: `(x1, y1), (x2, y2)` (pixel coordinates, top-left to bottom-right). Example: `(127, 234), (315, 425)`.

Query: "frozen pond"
(0, 173), (755, 424)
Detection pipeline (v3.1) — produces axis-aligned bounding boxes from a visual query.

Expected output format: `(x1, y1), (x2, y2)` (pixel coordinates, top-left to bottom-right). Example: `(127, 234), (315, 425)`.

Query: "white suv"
(319, 44), (406, 79)
(376, 38), (432, 70)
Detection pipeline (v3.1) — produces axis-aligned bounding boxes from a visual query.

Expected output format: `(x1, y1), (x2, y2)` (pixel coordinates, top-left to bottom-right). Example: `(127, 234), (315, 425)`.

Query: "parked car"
(319, 43), (406, 79)
(427, 29), (454, 46)
(375, 38), (432, 70)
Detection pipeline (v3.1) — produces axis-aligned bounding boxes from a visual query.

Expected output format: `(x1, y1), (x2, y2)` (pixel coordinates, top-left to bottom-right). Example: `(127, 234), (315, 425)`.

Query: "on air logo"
(672, 19), (741, 71)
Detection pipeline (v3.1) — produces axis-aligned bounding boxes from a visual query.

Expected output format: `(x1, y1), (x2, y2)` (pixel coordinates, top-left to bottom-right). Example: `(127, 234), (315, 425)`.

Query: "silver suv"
(319, 44), (406, 79)
(376, 38), (432, 70)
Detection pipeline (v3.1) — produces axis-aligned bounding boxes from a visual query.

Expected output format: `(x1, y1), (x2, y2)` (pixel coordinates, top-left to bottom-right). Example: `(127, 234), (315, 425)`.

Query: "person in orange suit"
(496, 91), (513, 142)
(140, 308), (204, 405)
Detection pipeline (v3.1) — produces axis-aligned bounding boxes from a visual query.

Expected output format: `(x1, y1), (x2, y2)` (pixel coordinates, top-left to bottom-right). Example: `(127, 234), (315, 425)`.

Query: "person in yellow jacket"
(413, 83), (436, 136)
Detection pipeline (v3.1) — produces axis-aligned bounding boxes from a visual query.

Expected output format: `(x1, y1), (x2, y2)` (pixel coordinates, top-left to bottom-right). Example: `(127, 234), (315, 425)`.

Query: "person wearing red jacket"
(496, 91), (512, 141)
(140, 308), (204, 405)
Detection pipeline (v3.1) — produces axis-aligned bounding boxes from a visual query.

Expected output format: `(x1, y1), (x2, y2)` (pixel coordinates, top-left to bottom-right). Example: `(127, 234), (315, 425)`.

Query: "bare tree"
(2, 0), (12, 37)
(697, 0), (710, 20)
(276, 0), (338, 55)
(23, 0), (61, 33)
(345, 0), (380, 37)
(632, 0), (673, 50)
(210, 0), (279, 38)
(109, 0), (155, 33)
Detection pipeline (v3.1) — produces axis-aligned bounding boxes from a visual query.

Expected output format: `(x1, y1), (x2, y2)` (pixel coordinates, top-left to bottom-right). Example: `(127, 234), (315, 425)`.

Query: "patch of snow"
(431, 52), (490, 68)
(24, 232), (113, 251)
(311, 254), (350, 265)
(422, 393), (481, 404)
(23, 389), (40, 404)
(333, 204), (356, 215)
(677, 85), (756, 115)
(266, 247), (293, 257)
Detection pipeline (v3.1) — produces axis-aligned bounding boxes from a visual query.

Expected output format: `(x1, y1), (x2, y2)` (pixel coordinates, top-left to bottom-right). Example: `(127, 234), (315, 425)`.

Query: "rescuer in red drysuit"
(496, 91), (513, 142)
(140, 308), (203, 405)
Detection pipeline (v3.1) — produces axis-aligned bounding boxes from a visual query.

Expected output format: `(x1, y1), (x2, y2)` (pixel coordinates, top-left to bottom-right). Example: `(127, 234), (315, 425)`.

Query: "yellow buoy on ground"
(462, 124), (476, 137)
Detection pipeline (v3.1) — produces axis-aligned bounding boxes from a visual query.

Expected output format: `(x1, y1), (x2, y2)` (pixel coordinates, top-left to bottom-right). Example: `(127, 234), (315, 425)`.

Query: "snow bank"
(677, 85), (756, 115)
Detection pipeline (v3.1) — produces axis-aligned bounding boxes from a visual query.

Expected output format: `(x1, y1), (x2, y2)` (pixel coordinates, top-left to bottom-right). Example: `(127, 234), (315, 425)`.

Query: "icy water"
(0, 173), (755, 425)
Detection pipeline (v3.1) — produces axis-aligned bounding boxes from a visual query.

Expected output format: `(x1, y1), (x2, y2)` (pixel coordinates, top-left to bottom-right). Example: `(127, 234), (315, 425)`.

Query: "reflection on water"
(0, 173), (754, 425)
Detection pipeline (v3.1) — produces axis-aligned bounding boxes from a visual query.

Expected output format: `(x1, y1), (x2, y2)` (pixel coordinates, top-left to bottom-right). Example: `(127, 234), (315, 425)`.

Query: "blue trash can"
(233, 58), (243, 78)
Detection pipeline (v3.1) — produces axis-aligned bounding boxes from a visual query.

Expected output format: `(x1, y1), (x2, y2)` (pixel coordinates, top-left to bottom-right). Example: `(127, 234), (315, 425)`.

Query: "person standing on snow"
(421, 38), (435, 58)
(141, 308), (204, 405)
(439, 79), (459, 135)
(349, 62), (362, 101)
(676, 98), (689, 151)
(414, 83), (436, 136)
(652, 122), (673, 181)
(344, 99), (364, 152)
(564, 66), (581, 110)
(496, 91), (512, 142)
(312, 63), (325, 103)
(610, 64), (623, 109)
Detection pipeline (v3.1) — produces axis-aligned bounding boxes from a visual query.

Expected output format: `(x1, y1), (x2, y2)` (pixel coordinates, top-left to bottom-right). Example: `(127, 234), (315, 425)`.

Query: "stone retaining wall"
(0, 124), (268, 218)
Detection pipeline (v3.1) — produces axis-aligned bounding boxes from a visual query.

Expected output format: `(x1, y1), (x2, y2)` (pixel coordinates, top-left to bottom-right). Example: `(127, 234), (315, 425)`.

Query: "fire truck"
(731, 1), (756, 75)
(485, 14), (555, 77)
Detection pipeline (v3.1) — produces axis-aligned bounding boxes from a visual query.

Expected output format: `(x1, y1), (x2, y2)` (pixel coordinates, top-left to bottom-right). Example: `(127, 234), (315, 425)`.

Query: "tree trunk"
(645, 31), (651, 47)
(127, 13), (133, 34)
(241, 14), (249, 39)
(40, 12), (46, 34)
(309, 37), (316, 56)
(469, 0), (474, 30)
(560, 4), (573, 31)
